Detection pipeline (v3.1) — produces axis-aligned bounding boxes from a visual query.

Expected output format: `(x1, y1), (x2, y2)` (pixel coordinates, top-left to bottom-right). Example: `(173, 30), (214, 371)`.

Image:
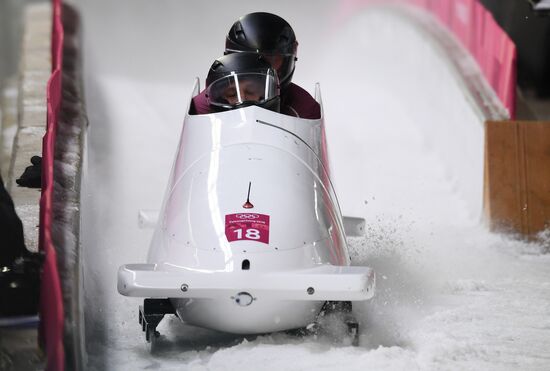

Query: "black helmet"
(205, 53), (280, 113)
(225, 12), (298, 89)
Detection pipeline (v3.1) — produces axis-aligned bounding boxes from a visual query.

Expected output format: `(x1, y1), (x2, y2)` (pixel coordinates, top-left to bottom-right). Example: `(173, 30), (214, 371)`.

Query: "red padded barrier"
(335, 0), (517, 118)
(427, 0), (517, 118)
(450, 0), (475, 51)
(471, 2), (486, 64)
(431, 0), (452, 25)
(40, 0), (65, 370)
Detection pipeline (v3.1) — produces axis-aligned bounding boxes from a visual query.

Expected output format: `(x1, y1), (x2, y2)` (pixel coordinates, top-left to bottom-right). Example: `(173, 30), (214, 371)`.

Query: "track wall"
(339, 0), (517, 118)
(40, 0), (65, 370)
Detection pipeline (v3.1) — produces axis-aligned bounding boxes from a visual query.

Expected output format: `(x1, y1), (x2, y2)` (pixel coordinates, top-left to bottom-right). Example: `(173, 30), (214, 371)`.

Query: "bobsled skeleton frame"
(118, 80), (375, 343)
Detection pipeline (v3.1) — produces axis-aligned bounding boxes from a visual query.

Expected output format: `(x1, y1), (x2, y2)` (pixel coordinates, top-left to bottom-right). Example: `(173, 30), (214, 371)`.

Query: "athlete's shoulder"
(283, 83), (321, 119)
(191, 89), (210, 115)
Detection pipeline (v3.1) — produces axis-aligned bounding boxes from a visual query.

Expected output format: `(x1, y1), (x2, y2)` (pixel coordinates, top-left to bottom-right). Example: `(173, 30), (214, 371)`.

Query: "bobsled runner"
(117, 80), (375, 345)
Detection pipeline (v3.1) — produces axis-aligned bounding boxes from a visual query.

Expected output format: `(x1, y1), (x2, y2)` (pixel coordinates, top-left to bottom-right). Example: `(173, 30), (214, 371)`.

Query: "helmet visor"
(261, 53), (295, 85)
(207, 71), (279, 109)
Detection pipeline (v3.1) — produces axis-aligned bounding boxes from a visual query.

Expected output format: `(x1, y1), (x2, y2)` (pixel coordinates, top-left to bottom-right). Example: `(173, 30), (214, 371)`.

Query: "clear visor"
(207, 71), (279, 108)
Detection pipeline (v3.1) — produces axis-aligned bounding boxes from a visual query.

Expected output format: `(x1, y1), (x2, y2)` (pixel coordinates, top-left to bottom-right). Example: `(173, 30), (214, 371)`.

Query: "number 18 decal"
(225, 213), (270, 244)
(233, 228), (260, 240)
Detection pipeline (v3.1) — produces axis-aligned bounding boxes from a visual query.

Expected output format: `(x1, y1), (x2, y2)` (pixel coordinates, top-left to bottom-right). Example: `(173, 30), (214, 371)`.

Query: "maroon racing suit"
(191, 82), (321, 119)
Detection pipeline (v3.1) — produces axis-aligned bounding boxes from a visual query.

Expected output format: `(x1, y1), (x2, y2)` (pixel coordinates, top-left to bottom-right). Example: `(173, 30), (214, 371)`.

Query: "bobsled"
(117, 80), (375, 344)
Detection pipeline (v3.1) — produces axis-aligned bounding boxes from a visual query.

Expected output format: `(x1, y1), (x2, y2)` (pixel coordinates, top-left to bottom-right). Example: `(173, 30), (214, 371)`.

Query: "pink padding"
(40, 0), (65, 370)
(427, 0), (517, 118)
(431, 0), (452, 25)
(334, 0), (517, 118)
(449, 0), (475, 51)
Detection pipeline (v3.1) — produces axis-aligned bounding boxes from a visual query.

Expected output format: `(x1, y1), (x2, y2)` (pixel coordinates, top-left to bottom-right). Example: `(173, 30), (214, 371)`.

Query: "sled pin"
(181, 284), (189, 292)
(307, 287), (315, 295)
(243, 181), (254, 209)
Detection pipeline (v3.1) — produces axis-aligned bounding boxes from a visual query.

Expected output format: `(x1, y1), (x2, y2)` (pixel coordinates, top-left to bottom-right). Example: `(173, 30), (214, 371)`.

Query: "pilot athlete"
(204, 53), (281, 113)
(192, 12), (320, 119)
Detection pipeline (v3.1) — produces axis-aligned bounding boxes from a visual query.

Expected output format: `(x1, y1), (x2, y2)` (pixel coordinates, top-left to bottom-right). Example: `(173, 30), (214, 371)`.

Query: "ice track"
(79, 1), (550, 370)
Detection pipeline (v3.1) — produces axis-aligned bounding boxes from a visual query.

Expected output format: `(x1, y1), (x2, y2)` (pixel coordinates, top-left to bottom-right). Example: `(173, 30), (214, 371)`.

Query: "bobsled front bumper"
(118, 264), (375, 301)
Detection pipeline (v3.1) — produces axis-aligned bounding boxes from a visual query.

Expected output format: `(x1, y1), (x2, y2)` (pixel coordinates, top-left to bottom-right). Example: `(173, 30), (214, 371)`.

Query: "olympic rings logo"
(235, 214), (260, 219)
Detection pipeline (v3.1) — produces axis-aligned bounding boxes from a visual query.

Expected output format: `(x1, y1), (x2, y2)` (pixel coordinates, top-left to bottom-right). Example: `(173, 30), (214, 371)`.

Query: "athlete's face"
(222, 79), (263, 105)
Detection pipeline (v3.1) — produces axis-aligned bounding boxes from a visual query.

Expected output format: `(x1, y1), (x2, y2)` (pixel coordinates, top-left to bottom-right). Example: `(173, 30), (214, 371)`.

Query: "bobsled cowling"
(118, 81), (375, 334)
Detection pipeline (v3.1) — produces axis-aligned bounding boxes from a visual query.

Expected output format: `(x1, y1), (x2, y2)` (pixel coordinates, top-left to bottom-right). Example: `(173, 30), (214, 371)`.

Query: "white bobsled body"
(118, 83), (375, 335)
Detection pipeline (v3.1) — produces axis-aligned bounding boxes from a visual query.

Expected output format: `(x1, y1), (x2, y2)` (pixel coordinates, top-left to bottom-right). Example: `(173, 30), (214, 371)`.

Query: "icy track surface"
(79, 1), (550, 370)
